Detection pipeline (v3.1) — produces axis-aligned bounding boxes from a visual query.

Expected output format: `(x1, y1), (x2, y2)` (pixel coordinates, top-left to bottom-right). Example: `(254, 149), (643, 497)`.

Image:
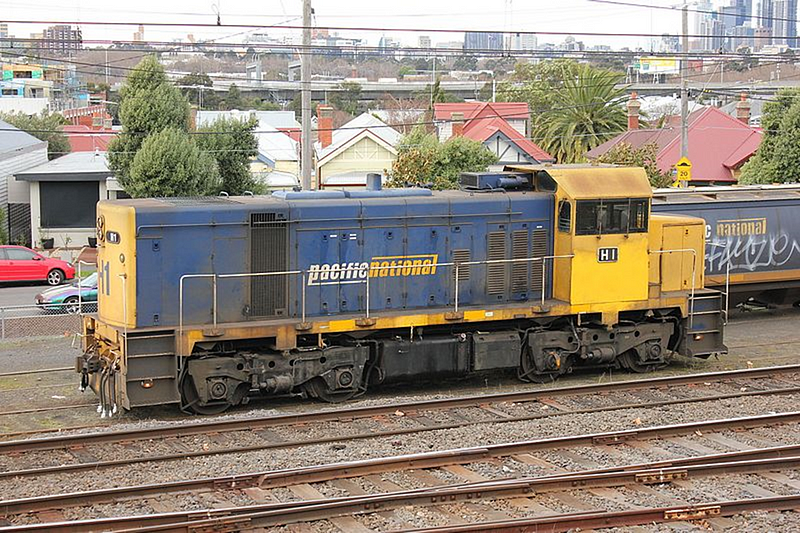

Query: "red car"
(0, 245), (75, 285)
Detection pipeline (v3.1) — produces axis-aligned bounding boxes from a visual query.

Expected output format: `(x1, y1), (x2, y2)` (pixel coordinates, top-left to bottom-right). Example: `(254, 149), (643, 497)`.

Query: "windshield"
(79, 272), (98, 288)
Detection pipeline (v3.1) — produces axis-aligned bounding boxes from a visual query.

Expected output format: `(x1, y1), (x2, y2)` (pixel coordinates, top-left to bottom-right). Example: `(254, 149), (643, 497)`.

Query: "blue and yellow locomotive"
(79, 166), (727, 414)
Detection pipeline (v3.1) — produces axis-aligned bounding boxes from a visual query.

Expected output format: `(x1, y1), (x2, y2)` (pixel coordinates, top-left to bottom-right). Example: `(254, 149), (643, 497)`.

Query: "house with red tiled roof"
(62, 125), (118, 153)
(434, 102), (554, 167)
(586, 95), (762, 185)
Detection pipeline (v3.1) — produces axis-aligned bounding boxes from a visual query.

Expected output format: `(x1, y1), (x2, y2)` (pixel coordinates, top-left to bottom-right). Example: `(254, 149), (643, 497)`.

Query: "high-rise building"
(758, 0), (797, 46)
(418, 35), (431, 49)
(463, 32), (504, 52)
(0, 23), (8, 50)
(508, 32), (537, 51)
(42, 25), (82, 56)
(773, 0), (798, 46)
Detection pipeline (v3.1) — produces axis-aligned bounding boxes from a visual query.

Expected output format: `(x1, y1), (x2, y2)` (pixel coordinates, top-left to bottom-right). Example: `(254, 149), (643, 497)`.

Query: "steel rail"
(6, 448), (800, 532)
(3, 384), (800, 481)
(0, 402), (98, 417)
(0, 367), (72, 378)
(2, 410), (800, 517)
(1, 363), (797, 455)
(397, 494), (800, 532)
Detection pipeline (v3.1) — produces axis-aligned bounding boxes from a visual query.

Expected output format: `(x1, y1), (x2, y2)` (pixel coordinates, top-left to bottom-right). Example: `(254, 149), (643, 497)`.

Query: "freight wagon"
(652, 184), (800, 307)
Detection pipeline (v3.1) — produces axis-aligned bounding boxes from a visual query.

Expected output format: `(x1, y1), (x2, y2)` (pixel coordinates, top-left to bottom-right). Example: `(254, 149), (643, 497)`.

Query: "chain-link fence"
(0, 302), (96, 339)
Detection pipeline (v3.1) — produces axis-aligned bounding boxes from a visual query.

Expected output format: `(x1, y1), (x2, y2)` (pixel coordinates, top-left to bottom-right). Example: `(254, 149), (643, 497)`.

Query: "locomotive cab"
(533, 167), (652, 307)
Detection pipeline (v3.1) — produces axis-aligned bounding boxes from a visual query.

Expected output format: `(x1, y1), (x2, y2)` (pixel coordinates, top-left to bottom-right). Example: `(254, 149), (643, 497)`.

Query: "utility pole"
(300, 0), (313, 190)
(680, 3), (689, 162)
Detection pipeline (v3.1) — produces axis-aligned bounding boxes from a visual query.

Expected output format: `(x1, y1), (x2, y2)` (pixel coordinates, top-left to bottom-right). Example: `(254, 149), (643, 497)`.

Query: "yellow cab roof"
(507, 164), (653, 200)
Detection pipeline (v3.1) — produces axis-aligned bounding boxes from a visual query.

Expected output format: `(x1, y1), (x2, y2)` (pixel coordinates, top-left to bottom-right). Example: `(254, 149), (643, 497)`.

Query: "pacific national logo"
(307, 254), (439, 286)
(716, 218), (767, 237)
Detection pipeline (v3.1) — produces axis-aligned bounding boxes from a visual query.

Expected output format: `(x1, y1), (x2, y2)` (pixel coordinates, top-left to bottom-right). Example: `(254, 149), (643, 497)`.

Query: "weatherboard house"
(314, 107), (402, 189)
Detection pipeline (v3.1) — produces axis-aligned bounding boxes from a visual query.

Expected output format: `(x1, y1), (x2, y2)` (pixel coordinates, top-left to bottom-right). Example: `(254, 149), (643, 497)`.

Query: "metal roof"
(0, 119), (47, 159)
(509, 164), (652, 199)
(196, 110), (300, 130)
(652, 183), (800, 204)
(15, 151), (112, 181)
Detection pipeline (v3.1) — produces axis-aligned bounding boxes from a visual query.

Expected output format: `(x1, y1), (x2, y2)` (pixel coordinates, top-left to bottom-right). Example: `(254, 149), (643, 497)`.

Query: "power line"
(3, 18), (800, 41)
(587, 0), (800, 29)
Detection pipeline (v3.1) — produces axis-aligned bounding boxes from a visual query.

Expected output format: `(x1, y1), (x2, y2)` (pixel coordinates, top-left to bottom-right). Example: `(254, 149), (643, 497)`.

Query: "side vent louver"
(487, 231), (507, 295)
(452, 249), (471, 282)
(511, 230), (529, 293)
(250, 212), (288, 317)
(531, 229), (548, 293)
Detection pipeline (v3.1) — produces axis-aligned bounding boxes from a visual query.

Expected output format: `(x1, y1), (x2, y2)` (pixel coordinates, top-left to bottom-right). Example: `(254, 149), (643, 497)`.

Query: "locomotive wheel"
(518, 353), (562, 384)
(620, 350), (667, 374)
(303, 377), (359, 403)
(180, 374), (232, 415)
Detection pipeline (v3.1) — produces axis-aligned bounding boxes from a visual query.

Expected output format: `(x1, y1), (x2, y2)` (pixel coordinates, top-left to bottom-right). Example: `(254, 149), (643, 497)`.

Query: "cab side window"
(557, 201), (571, 232)
(575, 198), (649, 236)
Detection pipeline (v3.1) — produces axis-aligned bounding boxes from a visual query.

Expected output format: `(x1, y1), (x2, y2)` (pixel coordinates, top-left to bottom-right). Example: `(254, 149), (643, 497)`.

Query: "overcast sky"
(3, 0), (688, 50)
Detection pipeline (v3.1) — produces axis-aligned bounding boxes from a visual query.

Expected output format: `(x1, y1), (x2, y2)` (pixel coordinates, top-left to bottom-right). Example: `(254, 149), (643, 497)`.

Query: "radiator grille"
(511, 230), (529, 293)
(531, 229), (548, 293)
(486, 231), (507, 295)
(452, 249), (470, 282)
(250, 213), (288, 317)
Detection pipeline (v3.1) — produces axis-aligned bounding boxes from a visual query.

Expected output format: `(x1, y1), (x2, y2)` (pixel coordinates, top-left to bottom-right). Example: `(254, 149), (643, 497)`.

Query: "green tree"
(0, 111), (70, 160)
(126, 128), (219, 197)
(453, 55), (478, 71)
(413, 79), (463, 109)
(496, 59), (584, 116)
(330, 81), (363, 116)
(224, 83), (246, 110)
(177, 71), (214, 107)
(533, 64), (627, 163)
(738, 88), (800, 184)
(595, 142), (672, 187)
(389, 126), (498, 190)
(196, 116), (259, 195)
(108, 55), (191, 189)
(0, 208), (8, 245)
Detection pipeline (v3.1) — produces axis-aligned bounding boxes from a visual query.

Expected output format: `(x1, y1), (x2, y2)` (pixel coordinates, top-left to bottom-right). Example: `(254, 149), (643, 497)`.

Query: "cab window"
(575, 198), (649, 235)
(557, 201), (571, 232)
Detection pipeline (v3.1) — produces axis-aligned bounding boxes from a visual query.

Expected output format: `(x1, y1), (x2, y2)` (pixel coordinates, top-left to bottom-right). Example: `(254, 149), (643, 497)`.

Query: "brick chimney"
(626, 92), (641, 130)
(451, 112), (465, 137)
(317, 104), (334, 148)
(735, 93), (751, 124)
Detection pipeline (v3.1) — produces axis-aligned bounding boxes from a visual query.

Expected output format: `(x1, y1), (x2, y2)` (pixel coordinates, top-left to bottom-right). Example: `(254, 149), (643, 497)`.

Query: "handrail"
(706, 242), (731, 325)
(178, 255), (573, 340)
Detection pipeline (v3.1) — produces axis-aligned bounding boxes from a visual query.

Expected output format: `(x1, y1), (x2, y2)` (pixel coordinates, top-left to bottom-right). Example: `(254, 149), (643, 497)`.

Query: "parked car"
(0, 245), (75, 286)
(35, 272), (98, 314)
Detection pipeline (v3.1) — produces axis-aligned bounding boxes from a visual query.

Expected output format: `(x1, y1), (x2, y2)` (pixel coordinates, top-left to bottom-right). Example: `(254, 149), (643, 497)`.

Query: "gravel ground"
(2, 395), (800, 513)
(1, 308), (799, 530)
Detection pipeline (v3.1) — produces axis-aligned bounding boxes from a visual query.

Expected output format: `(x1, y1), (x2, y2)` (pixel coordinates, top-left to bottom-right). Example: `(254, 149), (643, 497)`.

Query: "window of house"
(40, 181), (99, 228)
(575, 198), (649, 236)
(557, 200), (571, 232)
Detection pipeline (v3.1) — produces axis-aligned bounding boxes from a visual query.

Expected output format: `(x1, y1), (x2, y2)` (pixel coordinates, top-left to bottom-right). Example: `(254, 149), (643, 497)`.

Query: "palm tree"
(534, 65), (628, 163)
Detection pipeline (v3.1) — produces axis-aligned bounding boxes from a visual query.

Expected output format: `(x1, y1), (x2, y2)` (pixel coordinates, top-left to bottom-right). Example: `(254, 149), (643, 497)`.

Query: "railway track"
(1, 364), (799, 483)
(3, 414), (800, 531)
